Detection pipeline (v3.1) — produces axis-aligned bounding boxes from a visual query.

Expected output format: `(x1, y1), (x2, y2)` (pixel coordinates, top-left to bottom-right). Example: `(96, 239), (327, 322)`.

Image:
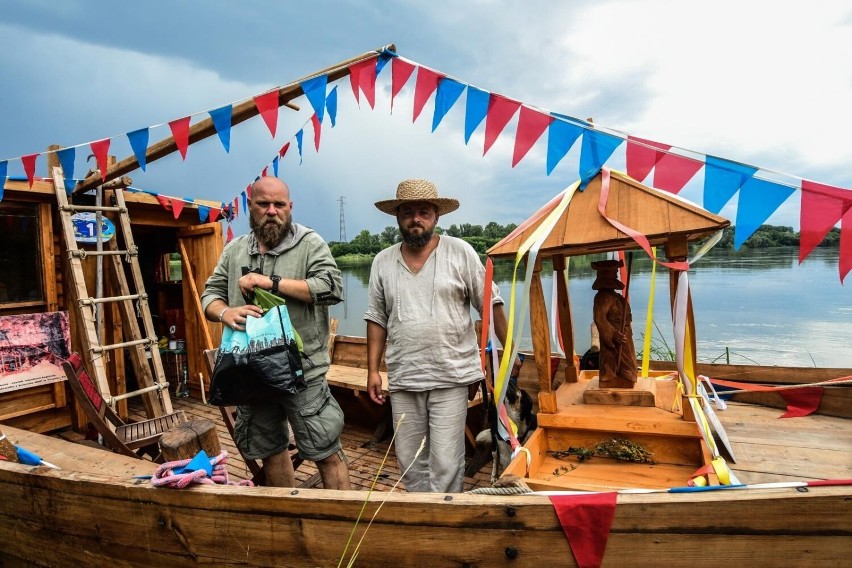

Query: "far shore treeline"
(330, 224), (841, 266)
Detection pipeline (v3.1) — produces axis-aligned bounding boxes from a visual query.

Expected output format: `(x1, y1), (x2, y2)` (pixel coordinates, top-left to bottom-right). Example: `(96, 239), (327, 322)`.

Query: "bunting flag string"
(1, 48), (850, 281)
(253, 91), (280, 139)
(126, 128), (150, 171)
(169, 117), (191, 160)
(90, 139), (111, 182)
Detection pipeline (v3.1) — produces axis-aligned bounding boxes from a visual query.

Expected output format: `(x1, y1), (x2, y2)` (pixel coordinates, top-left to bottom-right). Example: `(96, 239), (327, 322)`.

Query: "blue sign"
(71, 212), (116, 243)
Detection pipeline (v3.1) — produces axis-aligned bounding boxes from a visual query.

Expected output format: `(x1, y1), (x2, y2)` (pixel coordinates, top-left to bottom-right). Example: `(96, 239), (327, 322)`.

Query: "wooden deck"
(114, 387), (852, 491)
(121, 393), (496, 492)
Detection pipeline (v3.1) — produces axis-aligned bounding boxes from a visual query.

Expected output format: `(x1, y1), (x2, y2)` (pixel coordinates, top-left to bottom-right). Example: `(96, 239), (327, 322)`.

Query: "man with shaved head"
(202, 176), (350, 489)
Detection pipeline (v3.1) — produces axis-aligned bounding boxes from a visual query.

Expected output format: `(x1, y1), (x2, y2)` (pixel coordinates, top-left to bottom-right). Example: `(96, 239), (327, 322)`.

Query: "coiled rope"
(151, 450), (254, 489)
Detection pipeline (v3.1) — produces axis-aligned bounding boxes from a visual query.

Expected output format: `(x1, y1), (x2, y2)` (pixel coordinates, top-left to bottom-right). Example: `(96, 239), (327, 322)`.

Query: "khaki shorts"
(234, 374), (344, 462)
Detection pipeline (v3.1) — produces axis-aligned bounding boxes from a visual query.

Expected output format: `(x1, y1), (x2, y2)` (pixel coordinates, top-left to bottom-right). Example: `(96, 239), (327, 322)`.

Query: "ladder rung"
(60, 204), (124, 213)
(106, 382), (169, 405)
(80, 293), (146, 306)
(92, 337), (156, 353)
(69, 249), (136, 258)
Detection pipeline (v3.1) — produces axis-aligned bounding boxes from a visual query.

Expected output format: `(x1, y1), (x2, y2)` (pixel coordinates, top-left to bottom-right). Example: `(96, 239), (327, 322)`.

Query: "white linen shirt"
(364, 236), (503, 392)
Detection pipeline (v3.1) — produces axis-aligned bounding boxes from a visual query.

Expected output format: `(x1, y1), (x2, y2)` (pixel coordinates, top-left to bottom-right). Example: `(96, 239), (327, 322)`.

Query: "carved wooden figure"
(591, 259), (637, 388)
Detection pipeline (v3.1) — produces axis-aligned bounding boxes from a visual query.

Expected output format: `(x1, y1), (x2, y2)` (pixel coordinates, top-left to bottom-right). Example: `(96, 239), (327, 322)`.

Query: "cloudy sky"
(1, 1), (850, 242)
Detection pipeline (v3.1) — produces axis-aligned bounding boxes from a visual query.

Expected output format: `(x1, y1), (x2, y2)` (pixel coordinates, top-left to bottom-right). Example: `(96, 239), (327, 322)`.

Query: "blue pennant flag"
(432, 78), (466, 132)
(241, 191), (248, 214)
(464, 86), (490, 144)
(546, 114), (584, 175)
(733, 177), (796, 248)
(296, 129), (304, 164)
(15, 445), (42, 466)
(56, 147), (77, 194)
(209, 105), (233, 152)
(0, 160), (7, 201)
(127, 128), (150, 171)
(197, 204), (210, 222)
(301, 75), (328, 123)
(173, 450), (213, 476)
(579, 129), (623, 188)
(376, 49), (395, 76)
(272, 155), (279, 177)
(704, 156), (757, 214)
(326, 86), (338, 127)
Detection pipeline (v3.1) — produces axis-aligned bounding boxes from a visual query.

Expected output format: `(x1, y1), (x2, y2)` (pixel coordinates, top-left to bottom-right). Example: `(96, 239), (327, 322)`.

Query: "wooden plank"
(583, 375), (658, 406)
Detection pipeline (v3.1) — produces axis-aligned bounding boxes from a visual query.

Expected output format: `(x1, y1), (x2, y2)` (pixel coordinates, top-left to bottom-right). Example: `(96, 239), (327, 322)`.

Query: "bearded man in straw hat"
(364, 179), (516, 493)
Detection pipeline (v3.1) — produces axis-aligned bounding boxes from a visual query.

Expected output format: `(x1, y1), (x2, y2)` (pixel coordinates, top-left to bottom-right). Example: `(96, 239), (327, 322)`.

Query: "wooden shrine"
(488, 169), (731, 490)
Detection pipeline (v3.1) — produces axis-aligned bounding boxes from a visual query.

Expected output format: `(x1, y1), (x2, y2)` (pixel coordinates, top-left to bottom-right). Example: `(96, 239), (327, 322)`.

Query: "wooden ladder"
(52, 166), (173, 417)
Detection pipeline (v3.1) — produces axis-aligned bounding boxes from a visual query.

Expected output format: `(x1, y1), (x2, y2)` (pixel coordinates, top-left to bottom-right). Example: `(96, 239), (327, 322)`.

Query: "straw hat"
(374, 179), (460, 216)
(591, 259), (625, 290)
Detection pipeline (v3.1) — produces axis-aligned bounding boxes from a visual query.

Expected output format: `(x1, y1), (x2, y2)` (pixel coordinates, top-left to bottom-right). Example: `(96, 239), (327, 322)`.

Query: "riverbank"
(334, 253), (374, 267)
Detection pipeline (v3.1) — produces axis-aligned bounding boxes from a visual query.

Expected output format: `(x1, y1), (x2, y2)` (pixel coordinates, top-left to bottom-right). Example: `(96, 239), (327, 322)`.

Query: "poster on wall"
(0, 311), (70, 394)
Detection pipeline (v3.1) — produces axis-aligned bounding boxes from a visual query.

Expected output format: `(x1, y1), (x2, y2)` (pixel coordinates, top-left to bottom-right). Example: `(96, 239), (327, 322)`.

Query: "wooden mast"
(73, 44), (396, 194)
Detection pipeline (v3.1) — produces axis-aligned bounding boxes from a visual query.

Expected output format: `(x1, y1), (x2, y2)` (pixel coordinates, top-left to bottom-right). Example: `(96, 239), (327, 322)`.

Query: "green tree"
(459, 223), (483, 237)
(380, 226), (399, 245)
(446, 224), (461, 237)
(483, 221), (504, 239)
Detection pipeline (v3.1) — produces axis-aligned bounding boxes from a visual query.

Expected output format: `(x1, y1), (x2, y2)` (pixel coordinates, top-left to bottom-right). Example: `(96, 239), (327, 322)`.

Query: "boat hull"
(1, 455), (850, 567)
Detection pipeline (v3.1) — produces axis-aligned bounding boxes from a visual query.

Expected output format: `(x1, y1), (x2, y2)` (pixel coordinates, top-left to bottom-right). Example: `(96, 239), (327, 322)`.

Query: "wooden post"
(664, 236), (697, 421)
(552, 255), (578, 383)
(529, 257), (557, 413)
(159, 419), (221, 462)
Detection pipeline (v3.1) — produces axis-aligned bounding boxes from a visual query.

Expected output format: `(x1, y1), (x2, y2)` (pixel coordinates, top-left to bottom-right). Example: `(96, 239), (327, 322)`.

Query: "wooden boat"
(2, 331), (850, 567)
(1, 47), (850, 567)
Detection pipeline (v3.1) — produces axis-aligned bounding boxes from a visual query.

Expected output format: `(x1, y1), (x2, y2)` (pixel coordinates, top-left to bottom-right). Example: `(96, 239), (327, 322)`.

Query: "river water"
(329, 247), (851, 368)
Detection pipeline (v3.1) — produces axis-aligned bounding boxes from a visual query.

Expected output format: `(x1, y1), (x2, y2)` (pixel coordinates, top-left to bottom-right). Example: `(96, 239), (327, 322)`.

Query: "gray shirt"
(364, 236), (503, 391)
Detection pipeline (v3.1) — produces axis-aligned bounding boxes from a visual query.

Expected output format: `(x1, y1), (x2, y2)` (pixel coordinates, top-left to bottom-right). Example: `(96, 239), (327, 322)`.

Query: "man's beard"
(251, 214), (292, 248)
(399, 224), (434, 248)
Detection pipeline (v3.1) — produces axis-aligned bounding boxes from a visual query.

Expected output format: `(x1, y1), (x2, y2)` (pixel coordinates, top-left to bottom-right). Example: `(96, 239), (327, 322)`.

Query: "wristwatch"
(270, 274), (281, 295)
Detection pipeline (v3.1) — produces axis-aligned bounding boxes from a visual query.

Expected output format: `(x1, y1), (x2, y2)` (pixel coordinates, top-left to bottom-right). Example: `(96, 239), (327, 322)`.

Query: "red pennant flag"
(170, 197), (185, 220)
(626, 136), (670, 182)
(155, 194), (171, 210)
(799, 180), (851, 263)
(311, 113), (322, 151)
(226, 224), (234, 243)
(391, 58), (416, 112)
(279, 142), (290, 158)
(653, 152), (704, 194)
(21, 154), (38, 188)
(261, 166), (268, 178)
(412, 67), (442, 123)
(779, 387), (824, 418)
(209, 207), (221, 223)
(549, 493), (617, 568)
(842, 206), (852, 283)
(233, 197), (239, 219)
(348, 58), (377, 108)
(245, 184), (252, 200)
(512, 106), (554, 167)
(169, 117), (191, 160)
(90, 138), (111, 181)
(484, 94), (521, 156)
(253, 91), (280, 139)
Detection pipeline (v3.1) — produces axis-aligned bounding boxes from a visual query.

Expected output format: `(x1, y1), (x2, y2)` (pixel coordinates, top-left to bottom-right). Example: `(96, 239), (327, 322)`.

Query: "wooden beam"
(74, 45), (395, 194)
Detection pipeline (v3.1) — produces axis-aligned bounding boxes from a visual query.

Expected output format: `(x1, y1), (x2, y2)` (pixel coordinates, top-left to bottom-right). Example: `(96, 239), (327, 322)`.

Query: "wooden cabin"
(0, 152), (225, 434)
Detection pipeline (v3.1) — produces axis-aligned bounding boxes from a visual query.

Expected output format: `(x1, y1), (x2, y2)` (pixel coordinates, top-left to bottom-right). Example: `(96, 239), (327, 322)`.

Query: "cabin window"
(0, 202), (44, 305)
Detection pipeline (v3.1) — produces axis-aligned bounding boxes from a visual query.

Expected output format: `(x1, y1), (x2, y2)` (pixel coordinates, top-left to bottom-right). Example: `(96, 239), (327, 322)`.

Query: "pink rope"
(151, 450), (254, 489)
